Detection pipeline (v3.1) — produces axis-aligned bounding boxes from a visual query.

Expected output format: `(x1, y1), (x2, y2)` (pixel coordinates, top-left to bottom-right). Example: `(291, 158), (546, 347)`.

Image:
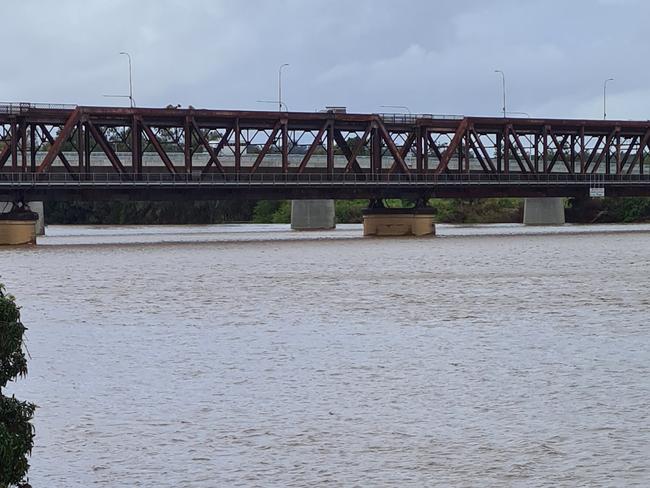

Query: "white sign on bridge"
(590, 187), (605, 198)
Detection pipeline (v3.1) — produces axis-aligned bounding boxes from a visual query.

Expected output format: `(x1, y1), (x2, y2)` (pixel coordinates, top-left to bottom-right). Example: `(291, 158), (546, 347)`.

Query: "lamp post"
(119, 51), (134, 108)
(603, 78), (614, 120)
(495, 70), (506, 118)
(279, 63), (289, 113)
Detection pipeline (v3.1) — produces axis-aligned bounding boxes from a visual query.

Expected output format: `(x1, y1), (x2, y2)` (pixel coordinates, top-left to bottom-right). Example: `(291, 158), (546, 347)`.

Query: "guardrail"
(0, 172), (648, 186)
(0, 102), (77, 115)
(379, 113), (465, 124)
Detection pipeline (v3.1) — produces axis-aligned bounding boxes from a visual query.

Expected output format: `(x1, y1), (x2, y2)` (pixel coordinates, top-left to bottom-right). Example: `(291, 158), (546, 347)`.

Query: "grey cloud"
(1, 0), (648, 120)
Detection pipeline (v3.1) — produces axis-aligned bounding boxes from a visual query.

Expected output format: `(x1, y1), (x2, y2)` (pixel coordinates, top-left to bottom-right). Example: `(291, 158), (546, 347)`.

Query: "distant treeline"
(45, 200), (257, 225)
(43, 197), (650, 226)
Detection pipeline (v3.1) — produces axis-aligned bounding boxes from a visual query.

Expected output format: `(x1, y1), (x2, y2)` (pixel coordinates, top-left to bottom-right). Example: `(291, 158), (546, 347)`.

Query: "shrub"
(0, 285), (35, 488)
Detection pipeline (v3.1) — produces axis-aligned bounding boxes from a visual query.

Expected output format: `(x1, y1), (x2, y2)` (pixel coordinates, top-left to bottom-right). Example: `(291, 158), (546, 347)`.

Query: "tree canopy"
(0, 285), (35, 488)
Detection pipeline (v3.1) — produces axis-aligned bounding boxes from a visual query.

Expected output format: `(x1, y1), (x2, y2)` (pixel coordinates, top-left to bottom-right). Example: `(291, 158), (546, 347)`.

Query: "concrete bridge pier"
(290, 200), (336, 230)
(28, 202), (46, 236)
(523, 198), (565, 226)
(363, 200), (436, 237)
(0, 202), (41, 245)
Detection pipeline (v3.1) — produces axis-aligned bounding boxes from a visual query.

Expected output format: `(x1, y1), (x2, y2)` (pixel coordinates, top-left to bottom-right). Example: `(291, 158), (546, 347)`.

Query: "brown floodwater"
(2, 223), (650, 487)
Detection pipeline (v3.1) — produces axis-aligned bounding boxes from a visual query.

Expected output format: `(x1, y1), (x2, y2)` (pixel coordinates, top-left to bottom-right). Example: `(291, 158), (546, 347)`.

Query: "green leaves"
(0, 397), (35, 487)
(0, 290), (28, 391)
(0, 285), (35, 488)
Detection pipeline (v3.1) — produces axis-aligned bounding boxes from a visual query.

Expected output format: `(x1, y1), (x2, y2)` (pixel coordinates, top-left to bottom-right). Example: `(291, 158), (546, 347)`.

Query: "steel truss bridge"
(2, 103), (650, 201)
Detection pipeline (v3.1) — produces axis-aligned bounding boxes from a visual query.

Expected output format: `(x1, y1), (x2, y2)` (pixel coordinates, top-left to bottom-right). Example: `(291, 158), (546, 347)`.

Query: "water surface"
(3, 223), (650, 486)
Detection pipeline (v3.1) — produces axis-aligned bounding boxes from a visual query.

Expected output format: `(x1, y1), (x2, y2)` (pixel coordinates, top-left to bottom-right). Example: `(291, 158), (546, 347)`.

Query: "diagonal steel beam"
(0, 143), (10, 169)
(297, 122), (329, 174)
(435, 118), (469, 174)
(508, 140), (529, 173)
(141, 120), (178, 174)
(377, 121), (409, 174)
(547, 131), (572, 173)
(37, 107), (81, 173)
(86, 120), (127, 174)
(509, 126), (536, 173)
(389, 131), (417, 172)
(333, 130), (363, 174)
(470, 128), (496, 172)
(584, 135), (604, 173)
(467, 136), (490, 172)
(627, 130), (650, 175)
(467, 128), (493, 173)
(427, 133), (445, 162)
(39, 124), (75, 174)
(618, 136), (638, 175)
(251, 122), (282, 173)
(189, 119), (228, 174)
(344, 125), (372, 174)
(590, 129), (616, 174)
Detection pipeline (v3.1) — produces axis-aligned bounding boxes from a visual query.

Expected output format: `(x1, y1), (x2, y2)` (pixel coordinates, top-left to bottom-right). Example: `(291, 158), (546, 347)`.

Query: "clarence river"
(3, 223), (650, 487)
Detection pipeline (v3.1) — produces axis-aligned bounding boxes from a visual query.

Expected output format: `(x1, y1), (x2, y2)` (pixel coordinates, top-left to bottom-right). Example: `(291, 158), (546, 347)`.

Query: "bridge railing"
(379, 113), (464, 124)
(0, 172), (648, 186)
(0, 102), (78, 114)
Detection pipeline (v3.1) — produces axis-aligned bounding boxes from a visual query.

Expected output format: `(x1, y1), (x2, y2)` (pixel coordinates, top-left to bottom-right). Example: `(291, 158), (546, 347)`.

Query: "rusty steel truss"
(2, 104), (650, 200)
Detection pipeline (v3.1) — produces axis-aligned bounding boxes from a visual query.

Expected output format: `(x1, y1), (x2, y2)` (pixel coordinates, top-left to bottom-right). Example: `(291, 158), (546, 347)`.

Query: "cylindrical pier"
(523, 198), (566, 226)
(291, 200), (336, 230)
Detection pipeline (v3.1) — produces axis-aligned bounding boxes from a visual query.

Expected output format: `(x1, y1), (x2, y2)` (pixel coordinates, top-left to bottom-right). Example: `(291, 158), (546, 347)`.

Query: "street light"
(278, 63), (290, 113)
(103, 52), (135, 108)
(495, 70), (506, 118)
(120, 52), (134, 108)
(603, 78), (614, 120)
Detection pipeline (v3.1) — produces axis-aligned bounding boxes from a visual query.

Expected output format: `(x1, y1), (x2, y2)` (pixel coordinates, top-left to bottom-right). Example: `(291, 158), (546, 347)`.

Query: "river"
(2, 223), (650, 487)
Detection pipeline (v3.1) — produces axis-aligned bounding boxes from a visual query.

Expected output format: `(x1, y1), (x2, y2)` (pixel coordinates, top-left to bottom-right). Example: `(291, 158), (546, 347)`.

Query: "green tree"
(0, 285), (35, 488)
(252, 201), (291, 223)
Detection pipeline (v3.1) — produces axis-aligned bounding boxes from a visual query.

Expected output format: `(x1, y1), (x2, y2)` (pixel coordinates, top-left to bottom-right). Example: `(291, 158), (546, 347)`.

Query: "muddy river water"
(2, 223), (650, 486)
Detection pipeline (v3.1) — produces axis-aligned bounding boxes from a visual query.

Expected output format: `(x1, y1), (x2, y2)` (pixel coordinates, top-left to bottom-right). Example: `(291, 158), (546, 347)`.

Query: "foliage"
(252, 201), (291, 223)
(45, 200), (256, 225)
(0, 285), (35, 488)
(428, 198), (522, 224)
(334, 200), (366, 223)
(598, 198), (650, 222)
(567, 197), (650, 223)
(42, 196), (650, 226)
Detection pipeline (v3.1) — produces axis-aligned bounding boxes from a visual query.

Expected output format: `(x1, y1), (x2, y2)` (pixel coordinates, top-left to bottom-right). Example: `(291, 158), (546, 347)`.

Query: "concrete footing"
(523, 198), (565, 226)
(291, 200), (336, 230)
(363, 208), (436, 237)
(0, 220), (37, 245)
(0, 203), (39, 245)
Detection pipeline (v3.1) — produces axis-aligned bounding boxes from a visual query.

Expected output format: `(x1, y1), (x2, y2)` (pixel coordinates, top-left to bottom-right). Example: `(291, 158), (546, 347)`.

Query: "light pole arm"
(495, 70), (506, 118)
(279, 63), (289, 113)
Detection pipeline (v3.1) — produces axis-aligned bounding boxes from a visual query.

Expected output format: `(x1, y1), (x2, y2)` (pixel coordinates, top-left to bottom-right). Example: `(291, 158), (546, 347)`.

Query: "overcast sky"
(2, 0), (648, 119)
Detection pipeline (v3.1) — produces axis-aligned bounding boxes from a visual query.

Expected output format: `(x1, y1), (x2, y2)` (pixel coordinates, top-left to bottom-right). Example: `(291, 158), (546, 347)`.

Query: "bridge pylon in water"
(362, 198), (436, 237)
(0, 201), (39, 245)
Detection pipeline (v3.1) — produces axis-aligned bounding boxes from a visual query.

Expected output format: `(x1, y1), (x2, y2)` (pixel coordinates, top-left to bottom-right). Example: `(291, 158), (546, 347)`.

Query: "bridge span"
(2, 103), (650, 201)
(3, 103), (650, 241)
